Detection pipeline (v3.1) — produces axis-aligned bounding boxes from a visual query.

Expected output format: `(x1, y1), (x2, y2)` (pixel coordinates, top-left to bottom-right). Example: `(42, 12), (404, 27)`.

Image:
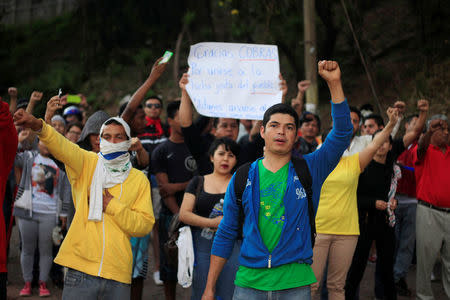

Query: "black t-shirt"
(357, 138), (406, 213)
(185, 176), (225, 219)
(152, 140), (197, 212)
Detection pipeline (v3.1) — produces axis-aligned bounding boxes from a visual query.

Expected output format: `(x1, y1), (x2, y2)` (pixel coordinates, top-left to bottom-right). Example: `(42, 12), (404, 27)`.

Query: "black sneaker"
(395, 278), (412, 297)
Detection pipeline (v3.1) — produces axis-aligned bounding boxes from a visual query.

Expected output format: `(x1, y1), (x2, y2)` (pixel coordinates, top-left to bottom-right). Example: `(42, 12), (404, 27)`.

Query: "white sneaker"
(153, 271), (163, 286)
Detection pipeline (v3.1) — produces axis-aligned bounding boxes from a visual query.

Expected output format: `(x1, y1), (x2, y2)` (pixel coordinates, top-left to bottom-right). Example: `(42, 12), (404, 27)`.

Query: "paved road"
(6, 226), (446, 299)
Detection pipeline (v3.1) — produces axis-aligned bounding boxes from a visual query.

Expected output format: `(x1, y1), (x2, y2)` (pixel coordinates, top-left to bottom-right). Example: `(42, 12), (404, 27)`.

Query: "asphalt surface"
(6, 225), (447, 299)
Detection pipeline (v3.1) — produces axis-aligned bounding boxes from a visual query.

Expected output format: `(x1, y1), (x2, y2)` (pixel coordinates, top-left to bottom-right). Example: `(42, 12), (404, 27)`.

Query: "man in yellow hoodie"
(14, 108), (154, 299)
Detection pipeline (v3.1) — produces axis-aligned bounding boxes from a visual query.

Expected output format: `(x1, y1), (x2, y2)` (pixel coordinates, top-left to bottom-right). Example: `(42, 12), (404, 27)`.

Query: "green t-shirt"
(234, 160), (316, 291)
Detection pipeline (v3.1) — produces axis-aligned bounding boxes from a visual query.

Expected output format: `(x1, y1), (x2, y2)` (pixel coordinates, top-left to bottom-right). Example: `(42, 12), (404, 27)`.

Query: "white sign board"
(186, 42), (282, 120)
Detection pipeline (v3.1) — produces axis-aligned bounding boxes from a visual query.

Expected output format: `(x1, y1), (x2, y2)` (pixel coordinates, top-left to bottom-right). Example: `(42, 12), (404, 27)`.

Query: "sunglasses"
(146, 103), (161, 109)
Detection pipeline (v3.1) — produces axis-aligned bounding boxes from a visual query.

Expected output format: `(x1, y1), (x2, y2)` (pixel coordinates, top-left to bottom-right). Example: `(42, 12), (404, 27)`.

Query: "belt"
(418, 200), (450, 213)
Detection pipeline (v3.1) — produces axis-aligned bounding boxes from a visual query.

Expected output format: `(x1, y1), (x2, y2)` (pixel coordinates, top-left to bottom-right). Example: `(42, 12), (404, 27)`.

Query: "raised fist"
(393, 101), (406, 115)
(8, 87), (18, 98)
(30, 91), (43, 103)
(297, 80), (311, 93)
(318, 60), (341, 83)
(386, 107), (399, 125)
(417, 99), (429, 113)
(13, 109), (42, 132)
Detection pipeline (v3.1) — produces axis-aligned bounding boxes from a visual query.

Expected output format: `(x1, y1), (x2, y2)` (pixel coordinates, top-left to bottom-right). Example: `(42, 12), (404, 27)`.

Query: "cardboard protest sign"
(186, 42), (282, 120)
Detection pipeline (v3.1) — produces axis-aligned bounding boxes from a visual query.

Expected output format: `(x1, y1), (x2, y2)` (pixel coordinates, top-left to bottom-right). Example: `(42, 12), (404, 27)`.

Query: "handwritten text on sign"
(186, 42), (282, 120)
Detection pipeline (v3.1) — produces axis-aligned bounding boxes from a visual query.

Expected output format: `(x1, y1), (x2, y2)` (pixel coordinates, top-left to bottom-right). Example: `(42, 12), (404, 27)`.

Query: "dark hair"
(213, 117), (240, 128)
(364, 114), (384, 127)
(360, 103), (374, 112)
(208, 137), (240, 158)
(405, 114), (419, 124)
(66, 122), (83, 133)
(372, 129), (393, 145)
(299, 112), (321, 132)
(262, 103), (299, 129)
(349, 106), (362, 122)
(166, 100), (181, 119)
(146, 96), (163, 105)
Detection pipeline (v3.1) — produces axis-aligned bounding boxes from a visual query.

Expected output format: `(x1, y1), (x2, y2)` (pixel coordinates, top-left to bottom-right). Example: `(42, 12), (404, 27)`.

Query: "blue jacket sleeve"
(304, 99), (353, 210)
(211, 174), (240, 259)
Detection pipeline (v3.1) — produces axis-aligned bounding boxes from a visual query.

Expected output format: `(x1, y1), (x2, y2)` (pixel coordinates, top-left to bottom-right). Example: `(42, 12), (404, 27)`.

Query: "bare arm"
(155, 172), (189, 214)
(359, 107), (398, 171)
(26, 91), (43, 114)
(417, 119), (443, 161)
(179, 73), (194, 127)
(130, 138), (149, 168)
(179, 193), (222, 228)
(291, 80), (310, 117)
(201, 255), (228, 300)
(402, 99), (429, 147)
(121, 58), (167, 124)
(279, 74), (288, 104)
(8, 87), (18, 113)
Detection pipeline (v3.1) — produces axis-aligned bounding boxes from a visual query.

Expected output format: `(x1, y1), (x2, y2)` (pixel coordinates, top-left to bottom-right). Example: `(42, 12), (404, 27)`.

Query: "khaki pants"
(311, 233), (358, 300)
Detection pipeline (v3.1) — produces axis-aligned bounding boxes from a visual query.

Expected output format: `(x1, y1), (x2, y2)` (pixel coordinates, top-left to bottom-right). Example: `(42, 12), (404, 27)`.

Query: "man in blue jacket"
(201, 61), (353, 300)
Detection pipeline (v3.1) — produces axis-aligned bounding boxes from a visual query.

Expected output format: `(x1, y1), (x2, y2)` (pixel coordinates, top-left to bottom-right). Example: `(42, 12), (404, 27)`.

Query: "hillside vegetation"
(1, 0), (448, 120)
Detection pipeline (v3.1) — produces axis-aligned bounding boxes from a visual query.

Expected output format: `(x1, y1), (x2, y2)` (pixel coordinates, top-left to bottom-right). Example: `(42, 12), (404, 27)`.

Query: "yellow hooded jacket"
(37, 121), (154, 284)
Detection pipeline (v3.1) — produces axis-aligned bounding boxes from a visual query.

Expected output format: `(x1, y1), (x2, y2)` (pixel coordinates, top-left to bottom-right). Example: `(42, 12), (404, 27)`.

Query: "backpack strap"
(291, 155), (316, 247)
(234, 162), (251, 239)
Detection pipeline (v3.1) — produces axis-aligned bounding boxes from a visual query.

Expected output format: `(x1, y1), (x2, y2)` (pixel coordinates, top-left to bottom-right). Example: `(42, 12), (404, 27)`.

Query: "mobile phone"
(159, 51), (173, 64)
(58, 88), (62, 98)
(67, 94), (81, 104)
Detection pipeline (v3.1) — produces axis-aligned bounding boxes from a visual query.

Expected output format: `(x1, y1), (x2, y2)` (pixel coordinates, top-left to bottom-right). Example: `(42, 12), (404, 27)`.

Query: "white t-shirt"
(342, 135), (372, 157)
(31, 154), (59, 214)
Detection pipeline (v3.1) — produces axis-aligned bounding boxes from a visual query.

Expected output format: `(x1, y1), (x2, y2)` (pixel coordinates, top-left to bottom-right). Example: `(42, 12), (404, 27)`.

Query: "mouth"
(220, 164), (229, 169)
(274, 137), (286, 145)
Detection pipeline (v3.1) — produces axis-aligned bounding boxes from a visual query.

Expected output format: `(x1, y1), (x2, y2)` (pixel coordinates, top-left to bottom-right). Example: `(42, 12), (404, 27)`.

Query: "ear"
(260, 124), (265, 140)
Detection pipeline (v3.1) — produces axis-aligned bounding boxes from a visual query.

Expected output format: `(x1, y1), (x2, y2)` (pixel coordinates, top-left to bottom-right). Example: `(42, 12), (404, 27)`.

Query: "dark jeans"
(345, 212), (397, 300)
(62, 268), (130, 300)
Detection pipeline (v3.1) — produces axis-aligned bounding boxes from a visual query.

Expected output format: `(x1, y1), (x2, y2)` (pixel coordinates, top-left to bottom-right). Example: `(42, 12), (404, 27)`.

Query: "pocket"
(64, 269), (83, 287)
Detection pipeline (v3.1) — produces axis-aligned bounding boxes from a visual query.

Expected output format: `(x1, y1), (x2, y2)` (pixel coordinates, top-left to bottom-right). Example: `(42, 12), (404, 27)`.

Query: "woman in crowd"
(14, 138), (69, 297)
(311, 107), (398, 300)
(179, 138), (241, 300)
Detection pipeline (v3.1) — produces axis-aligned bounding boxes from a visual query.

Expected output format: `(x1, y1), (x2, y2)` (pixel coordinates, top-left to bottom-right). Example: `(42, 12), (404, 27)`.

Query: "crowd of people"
(0, 56), (448, 300)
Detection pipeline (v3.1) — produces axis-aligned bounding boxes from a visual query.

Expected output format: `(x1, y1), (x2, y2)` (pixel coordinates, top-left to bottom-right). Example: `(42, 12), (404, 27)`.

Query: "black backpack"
(234, 156), (316, 247)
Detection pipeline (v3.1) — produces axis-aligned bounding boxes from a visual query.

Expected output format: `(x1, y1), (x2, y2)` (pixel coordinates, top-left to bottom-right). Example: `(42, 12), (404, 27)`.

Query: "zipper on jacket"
(97, 215), (105, 276)
(268, 254), (272, 268)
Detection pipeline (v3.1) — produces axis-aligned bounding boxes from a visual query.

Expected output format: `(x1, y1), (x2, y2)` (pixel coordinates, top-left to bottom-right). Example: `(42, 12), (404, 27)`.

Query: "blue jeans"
(62, 269), (130, 300)
(191, 229), (241, 300)
(232, 285), (311, 300)
(393, 201), (416, 281)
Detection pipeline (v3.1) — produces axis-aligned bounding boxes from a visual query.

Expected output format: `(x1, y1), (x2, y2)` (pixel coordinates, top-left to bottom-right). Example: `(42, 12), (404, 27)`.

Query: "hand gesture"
(279, 74), (288, 98)
(393, 101), (406, 115)
(103, 189), (113, 212)
(30, 91), (43, 103)
(129, 137), (143, 152)
(59, 94), (68, 106)
(179, 73), (190, 91)
(297, 80), (311, 93)
(149, 57), (168, 82)
(428, 119), (445, 133)
(318, 60), (341, 83)
(18, 128), (31, 143)
(47, 96), (62, 113)
(8, 87), (18, 98)
(417, 99), (429, 113)
(13, 109), (42, 131)
(375, 200), (388, 211)
(386, 107), (399, 125)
